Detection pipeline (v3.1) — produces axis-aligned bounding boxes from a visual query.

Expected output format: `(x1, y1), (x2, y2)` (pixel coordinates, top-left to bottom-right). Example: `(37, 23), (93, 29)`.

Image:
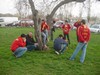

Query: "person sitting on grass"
(54, 34), (68, 55)
(26, 32), (38, 51)
(10, 34), (27, 58)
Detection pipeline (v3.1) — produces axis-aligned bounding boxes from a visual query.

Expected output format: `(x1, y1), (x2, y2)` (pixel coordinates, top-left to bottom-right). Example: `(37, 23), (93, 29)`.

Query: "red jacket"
(74, 22), (81, 28)
(77, 25), (90, 43)
(11, 37), (26, 52)
(41, 22), (49, 32)
(62, 24), (71, 34)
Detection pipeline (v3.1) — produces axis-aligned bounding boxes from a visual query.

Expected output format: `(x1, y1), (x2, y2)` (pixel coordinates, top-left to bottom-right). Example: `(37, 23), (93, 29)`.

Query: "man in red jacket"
(62, 20), (71, 44)
(11, 34), (27, 58)
(41, 19), (49, 49)
(70, 19), (90, 63)
(74, 20), (81, 41)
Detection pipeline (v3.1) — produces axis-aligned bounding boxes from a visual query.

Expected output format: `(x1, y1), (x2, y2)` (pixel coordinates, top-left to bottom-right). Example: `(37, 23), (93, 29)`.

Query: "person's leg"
(66, 34), (70, 44)
(27, 45), (36, 51)
(13, 47), (27, 58)
(80, 43), (87, 63)
(70, 43), (84, 60)
(51, 30), (53, 40)
(41, 32), (47, 46)
(60, 43), (67, 54)
(64, 34), (66, 39)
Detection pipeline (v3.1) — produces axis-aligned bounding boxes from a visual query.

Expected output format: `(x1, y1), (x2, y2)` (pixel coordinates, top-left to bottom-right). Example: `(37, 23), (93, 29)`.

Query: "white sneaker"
(55, 51), (59, 55)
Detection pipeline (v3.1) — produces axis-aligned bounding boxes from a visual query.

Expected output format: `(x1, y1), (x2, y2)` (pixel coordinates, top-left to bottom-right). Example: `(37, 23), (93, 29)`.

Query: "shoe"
(55, 51), (59, 55)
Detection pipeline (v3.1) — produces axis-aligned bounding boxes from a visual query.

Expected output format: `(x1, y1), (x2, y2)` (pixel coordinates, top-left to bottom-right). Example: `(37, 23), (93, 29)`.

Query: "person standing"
(62, 20), (71, 44)
(41, 19), (49, 49)
(70, 19), (90, 63)
(51, 20), (55, 41)
(74, 19), (81, 41)
(10, 34), (27, 58)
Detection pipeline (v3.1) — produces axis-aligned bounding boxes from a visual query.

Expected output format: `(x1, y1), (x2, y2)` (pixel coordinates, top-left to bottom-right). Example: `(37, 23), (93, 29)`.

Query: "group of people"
(10, 19), (90, 63)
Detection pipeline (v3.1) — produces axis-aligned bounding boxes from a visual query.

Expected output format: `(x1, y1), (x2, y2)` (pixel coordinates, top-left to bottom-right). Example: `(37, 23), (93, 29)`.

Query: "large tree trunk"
(29, 0), (43, 50)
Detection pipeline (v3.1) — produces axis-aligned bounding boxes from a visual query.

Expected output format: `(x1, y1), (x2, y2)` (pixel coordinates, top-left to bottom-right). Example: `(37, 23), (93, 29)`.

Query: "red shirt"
(62, 24), (71, 34)
(41, 22), (49, 32)
(77, 25), (90, 43)
(10, 37), (26, 52)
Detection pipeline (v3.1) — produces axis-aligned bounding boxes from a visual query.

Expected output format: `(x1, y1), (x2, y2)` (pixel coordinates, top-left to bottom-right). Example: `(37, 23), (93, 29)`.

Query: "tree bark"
(29, 0), (43, 50)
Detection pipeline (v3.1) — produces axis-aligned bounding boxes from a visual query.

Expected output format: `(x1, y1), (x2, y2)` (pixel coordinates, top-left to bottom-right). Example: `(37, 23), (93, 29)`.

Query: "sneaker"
(55, 51), (59, 55)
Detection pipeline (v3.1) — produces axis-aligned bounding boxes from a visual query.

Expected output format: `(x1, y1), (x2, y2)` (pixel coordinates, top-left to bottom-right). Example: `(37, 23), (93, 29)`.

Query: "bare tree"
(15, 0), (30, 19)
(28, 0), (85, 50)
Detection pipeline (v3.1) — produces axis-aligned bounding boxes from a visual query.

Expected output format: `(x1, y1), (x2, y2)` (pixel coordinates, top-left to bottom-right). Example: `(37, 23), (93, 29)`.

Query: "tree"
(28, 0), (85, 50)
(15, 0), (30, 19)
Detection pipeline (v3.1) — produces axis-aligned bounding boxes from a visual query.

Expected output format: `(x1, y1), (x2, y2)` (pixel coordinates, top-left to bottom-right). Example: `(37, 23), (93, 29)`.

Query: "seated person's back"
(54, 34), (68, 54)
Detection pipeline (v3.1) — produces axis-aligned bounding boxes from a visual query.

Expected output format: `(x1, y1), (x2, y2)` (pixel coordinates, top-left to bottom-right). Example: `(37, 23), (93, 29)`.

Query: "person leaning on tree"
(70, 19), (90, 63)
(10, 34), (27, 58)
(26, 32), (38, 51)
(41, 19), (49, 49)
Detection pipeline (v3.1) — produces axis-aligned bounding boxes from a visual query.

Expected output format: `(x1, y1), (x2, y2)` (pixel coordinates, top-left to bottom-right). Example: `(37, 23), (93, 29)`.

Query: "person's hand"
(34, 43), (38, 46)
(84, 41), (87, 43)
(23, 38), (26, 42)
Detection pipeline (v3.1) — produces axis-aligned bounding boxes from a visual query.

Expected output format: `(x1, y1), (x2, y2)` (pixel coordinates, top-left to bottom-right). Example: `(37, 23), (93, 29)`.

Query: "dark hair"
(65, 20), (68, 22)
(81, 19), (86, 24)
(42, 19), (45, 21)
(59, 34), (63, 38)
(21, 34), (26, 37)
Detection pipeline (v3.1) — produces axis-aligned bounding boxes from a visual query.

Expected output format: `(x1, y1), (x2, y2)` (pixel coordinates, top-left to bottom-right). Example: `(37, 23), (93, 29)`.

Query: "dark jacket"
(26, 34), (36, 46)
(54, 37), (67, 51)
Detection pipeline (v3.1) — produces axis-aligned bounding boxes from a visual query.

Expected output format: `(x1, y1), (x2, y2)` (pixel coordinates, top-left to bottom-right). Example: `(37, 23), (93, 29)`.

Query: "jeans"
(41, 32), (47, 45)
(27, 45), (36, 51)
(70, 42), (87, 63)
(13, 47), (27, 58)
(44, 29), (48, 39)
(60, 43), (67, 54)
(64, 34), (70, 44)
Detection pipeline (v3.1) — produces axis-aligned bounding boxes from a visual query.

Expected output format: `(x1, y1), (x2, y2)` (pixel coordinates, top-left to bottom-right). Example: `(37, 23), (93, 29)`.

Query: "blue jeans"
(27, 45), (36, 51)
(41, 32), (47, 45)
(44, 29), (48, 39)
(13, 47), (27, 58)
(70, 42), (87, 63)
(60, 44), (67, 54)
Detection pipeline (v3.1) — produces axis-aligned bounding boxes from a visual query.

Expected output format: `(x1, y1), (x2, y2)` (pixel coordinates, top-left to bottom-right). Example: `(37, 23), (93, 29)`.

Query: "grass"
(0, 27), (100, 75)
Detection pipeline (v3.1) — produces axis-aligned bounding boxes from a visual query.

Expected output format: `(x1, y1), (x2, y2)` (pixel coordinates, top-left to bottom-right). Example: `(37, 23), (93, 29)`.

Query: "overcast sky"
(0, 0), (100, 17)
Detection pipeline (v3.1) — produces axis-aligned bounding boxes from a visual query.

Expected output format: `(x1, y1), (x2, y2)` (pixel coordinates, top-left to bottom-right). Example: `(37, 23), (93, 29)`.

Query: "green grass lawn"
(0, 27), (100, 75)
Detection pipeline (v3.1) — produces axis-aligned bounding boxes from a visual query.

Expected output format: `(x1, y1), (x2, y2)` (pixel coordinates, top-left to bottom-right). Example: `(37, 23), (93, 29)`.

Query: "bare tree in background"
(15, 0), (30, 19)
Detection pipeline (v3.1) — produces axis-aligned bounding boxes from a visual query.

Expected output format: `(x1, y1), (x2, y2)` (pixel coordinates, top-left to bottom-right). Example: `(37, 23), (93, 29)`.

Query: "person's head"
(81, 19), (86, 25)
(28, 32), (33, 38)
(20, 34), (26, 39)
(65, 20), (68, 24)
(42, 19), (45, 23)
(59, 34), (63, 39)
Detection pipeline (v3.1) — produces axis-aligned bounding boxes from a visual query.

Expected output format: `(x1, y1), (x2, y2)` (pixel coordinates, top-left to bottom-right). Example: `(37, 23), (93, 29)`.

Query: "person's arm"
(86, 28), (91, 42)
(18, 38), (26, 47)
(77, 26), (85, 42)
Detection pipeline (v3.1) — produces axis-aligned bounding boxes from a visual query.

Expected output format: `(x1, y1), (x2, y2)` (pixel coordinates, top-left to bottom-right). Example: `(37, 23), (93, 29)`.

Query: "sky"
(0, 0), (17, 14)
(0, 0), (100, 17)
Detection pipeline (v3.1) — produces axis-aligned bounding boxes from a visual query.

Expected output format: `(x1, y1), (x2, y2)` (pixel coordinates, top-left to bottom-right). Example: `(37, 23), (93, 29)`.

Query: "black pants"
(64, 34), (70, 44)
